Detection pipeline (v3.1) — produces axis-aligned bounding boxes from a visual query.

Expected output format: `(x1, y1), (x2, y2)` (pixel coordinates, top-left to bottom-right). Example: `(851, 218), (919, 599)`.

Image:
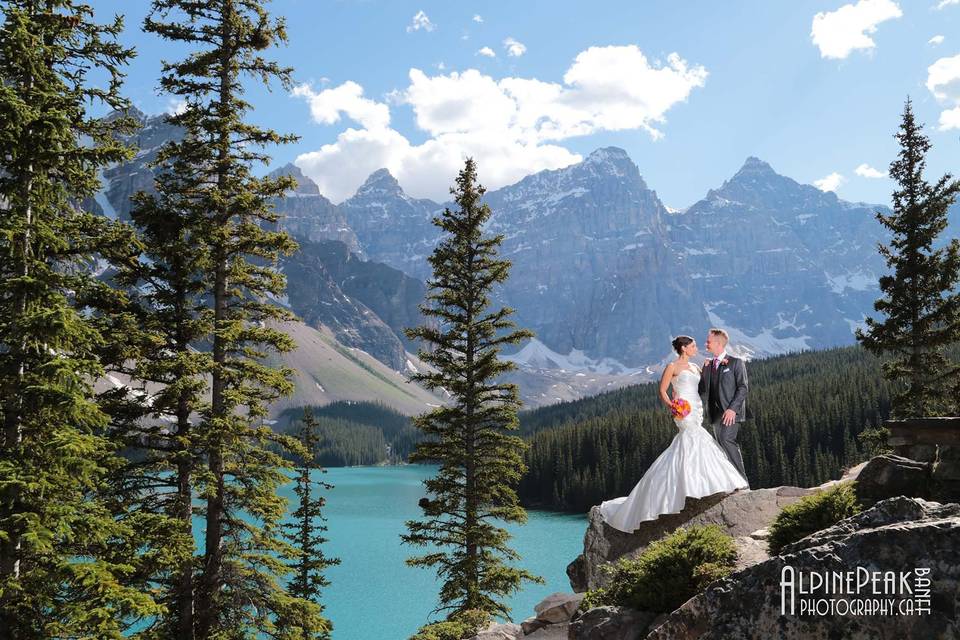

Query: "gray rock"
(567, 487), (813, 592)
(568, 463), (867, 592)
(646, 497), (960, 640)
(520, 616), (548, 635)
(469, 621), (523, 640)
(525, 622), (571, 639)
(855, 454), (932, 506)
(568, 606), (656, 640)
(933, 444), (960, 503)
(534, 592), (586, 624)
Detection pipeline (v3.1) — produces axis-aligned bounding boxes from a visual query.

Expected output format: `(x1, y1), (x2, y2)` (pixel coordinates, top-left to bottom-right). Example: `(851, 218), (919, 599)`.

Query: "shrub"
(579, 524), (737, 614)
(768, 482), (862, 555)
(410, 609), (492, 640)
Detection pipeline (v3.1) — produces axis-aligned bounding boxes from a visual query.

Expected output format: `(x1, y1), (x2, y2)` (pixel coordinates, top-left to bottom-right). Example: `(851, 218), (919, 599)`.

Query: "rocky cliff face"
(267, 163), (363, 255)
(647, 496), (960, 640)
(338, 169), (442, 282)
(669, 157), (890, 356)
(282, 239), (424, 371)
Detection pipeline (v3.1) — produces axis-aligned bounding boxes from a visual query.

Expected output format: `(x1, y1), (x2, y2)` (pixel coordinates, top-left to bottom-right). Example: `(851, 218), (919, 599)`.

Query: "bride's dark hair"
(671, 335), (694, 355)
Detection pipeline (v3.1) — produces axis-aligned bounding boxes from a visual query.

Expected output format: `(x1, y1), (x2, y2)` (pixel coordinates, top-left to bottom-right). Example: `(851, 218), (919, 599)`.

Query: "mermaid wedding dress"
(599, 362), (749, 533)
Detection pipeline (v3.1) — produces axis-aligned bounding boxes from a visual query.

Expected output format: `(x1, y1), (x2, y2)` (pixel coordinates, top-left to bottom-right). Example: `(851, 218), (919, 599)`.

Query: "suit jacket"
(698, 355), (748, 424)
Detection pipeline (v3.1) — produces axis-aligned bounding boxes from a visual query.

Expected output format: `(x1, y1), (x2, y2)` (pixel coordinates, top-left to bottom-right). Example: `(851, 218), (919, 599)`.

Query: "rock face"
(567, 487), (813, 592)
(338, 168), (442, 282)
(267, 163), (364, 255)
(568, 462), (866, 592)
(568, 605), (655, 640)
(855, 454), (933, 506)
(282, 239), (424, 371)
(646, 496), (960, 640)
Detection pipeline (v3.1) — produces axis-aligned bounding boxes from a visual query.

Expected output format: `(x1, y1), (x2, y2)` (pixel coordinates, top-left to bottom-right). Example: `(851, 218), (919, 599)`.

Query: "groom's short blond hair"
(709, 327), (729, 344)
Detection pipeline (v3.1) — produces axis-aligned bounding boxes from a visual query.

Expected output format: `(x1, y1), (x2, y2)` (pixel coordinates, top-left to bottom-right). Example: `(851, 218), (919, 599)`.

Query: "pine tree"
(857, 98), (960, 418)
(282, 408), (338, 640)
(402, 158), (543, 622)
(140, 1), (317, 636)
(105, 108), (217, 638)
(0, 2), (164, 637)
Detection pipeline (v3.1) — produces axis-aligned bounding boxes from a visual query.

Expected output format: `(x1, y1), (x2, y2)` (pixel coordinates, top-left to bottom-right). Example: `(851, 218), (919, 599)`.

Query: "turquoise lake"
(285, 464), (587, 640)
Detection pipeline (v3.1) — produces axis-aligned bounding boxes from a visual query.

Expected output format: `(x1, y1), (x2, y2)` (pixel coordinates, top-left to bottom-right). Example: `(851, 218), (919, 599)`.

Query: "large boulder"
(854, 454), (932, 506)
(567, 463), (867, 592)
(646, 497), (960, 639)
(568, 606), (656, 640)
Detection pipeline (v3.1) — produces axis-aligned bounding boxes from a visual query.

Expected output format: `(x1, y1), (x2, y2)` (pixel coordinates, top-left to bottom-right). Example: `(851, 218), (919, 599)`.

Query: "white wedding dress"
(599, 362), (749, 533)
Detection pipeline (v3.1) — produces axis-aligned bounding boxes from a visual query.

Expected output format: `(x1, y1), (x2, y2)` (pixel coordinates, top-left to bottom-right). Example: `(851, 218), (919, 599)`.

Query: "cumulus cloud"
(406, 10), (434, 33)
(855, 163), (887, 178)
(929, 34), (945, 45)
(927, 54), (960, 129)
(292, 45), (707, 202)
(165, 97), (188, 115)
(814, 172), (846, 192)
(939, 106), (960, 130)
(935, 0), (959, 9)
(811, 0), (902, 59)
(504, 37), (527, 57)
(472, 14), (483, 23)
(292, 82), (391, 130)
(477, 46), (496, 58)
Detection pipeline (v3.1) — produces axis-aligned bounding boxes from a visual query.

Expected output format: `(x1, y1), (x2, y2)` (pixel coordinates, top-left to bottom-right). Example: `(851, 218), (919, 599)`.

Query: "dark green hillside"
(517, 347), (894, 513)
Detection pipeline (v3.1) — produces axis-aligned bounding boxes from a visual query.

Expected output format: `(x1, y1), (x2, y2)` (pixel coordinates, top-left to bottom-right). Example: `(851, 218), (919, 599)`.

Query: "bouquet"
(670, 397), (691, 419)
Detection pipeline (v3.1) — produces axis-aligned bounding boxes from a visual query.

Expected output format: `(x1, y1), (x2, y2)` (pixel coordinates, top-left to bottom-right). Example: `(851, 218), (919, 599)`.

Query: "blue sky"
(91, 0), (959, 209)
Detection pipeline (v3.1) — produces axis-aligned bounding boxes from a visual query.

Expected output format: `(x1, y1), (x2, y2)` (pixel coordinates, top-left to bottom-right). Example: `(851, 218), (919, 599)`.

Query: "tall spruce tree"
(141, 1), (322, 637)
(0, 2), (162, 637)
(402, 158), (542, 622)
(106, 110), (217, 638)
(282, 408), (337, 640)
(857, 98), (960, 418)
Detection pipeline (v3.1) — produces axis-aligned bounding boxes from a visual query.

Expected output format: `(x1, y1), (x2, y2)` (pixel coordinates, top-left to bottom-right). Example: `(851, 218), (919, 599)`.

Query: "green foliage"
(0, 2), (164, 636)
(401, 158), (543, 621)
(409, 609), (492, 640)
(857, 423), (892, 458)
(281, 408), (337, 639)
(580, 525), (737, 614)
(518, 346), (893, 512)
(767, 482), (862, 555)
(856, 98), (960, 419)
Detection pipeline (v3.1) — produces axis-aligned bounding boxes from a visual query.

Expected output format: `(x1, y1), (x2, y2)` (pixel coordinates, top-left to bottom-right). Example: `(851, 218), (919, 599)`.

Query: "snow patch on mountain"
(825, 270), (876, 294)
(502, 337), (646, 375)
(705, 307), (811, 360)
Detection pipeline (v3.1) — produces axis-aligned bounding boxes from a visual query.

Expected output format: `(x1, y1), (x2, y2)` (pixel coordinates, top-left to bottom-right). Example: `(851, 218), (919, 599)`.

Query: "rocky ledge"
(567, 462), (866, 592)
(647, 496), (960, 639)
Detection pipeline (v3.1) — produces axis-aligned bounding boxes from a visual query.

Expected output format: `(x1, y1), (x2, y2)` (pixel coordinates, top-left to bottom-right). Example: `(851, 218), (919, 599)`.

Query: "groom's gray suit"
(698, 354), (749, 483)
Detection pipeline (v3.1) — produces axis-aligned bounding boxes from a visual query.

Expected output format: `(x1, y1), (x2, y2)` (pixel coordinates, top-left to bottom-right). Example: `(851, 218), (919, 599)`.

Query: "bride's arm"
(658, 363), (675, 409)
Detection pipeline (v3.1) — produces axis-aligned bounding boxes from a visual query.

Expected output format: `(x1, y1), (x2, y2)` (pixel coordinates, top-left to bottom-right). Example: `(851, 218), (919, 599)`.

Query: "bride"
(599, 335), (748, 533)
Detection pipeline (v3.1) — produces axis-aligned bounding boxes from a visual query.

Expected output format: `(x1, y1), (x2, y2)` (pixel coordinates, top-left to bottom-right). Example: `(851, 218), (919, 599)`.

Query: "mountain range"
(92, 109), (959, 409)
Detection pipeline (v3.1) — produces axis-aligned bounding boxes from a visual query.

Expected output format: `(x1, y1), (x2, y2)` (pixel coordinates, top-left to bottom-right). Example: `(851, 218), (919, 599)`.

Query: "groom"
(698, 327), (749, 485)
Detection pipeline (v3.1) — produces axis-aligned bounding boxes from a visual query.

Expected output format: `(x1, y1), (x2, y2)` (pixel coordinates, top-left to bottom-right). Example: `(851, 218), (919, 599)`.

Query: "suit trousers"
(711, 419), (748, 485)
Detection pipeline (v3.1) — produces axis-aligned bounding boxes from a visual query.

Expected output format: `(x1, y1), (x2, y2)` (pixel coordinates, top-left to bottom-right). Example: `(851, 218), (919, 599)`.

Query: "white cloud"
(927, 54), (960, 129)
(814, 172), (846, 192)
(292, 82), (391, 130)
(477, 46), (496, 58)
(935, 0), (959, 9)
(472, 14), (483, 23)
(165, 97), (188, 115)
(929, 34), (945, 45)
(810, 0), (902, 59)
(406, 10), (434, 33)
(927, 54), (960, 101)
(939, 106), (960, 130)
(504, 37), (527, 57)
(292, 45), (707, 201)
(855, 163), (887, 178)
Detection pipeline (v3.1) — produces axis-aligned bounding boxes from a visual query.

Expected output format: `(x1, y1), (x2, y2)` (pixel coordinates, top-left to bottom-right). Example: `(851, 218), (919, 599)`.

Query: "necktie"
(713, 357), (719, 368)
